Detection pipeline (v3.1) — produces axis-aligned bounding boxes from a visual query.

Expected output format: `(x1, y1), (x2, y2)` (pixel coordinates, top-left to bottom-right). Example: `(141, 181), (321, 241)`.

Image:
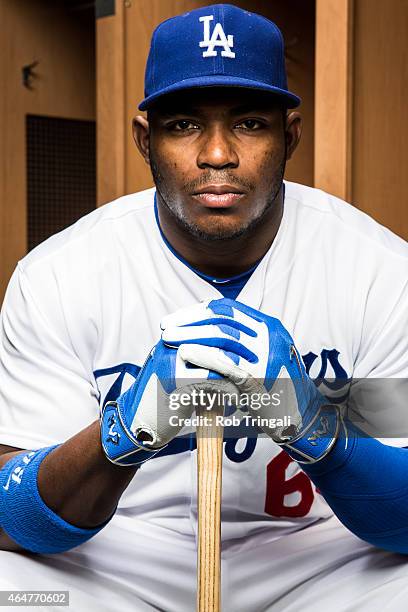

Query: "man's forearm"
(36, 420), (138, 528)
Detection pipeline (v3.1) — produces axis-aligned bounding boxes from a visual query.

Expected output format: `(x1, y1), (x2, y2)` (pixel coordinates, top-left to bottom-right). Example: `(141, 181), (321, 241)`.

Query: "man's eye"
(236, 119), (263, 130)
(170, 120), (199, 131)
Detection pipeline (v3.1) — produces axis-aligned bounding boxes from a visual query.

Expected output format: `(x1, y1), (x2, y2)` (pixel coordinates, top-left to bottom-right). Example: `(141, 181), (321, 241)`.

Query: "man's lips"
(191, 185), (245, 208)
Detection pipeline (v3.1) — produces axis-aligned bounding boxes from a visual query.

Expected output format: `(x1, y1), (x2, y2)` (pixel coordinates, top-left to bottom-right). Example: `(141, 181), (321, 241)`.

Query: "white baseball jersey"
(0, 180), (407, 550)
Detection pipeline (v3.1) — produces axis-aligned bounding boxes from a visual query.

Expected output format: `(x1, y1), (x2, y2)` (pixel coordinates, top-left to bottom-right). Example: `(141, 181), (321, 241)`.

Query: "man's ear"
(284, 112), (302, 161)
(132, 116), (150, 164)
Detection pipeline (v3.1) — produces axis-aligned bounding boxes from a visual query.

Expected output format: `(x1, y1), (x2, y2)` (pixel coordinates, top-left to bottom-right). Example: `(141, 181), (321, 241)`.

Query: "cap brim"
(138, 75), (301, 110)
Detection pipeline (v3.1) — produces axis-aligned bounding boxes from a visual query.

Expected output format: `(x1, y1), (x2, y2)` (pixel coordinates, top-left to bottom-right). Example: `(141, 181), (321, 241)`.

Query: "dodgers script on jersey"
(0, 181), (407, 611)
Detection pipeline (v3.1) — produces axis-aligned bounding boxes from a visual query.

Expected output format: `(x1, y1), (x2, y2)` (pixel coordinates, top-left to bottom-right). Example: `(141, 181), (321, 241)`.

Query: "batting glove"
(161, 298), (345, 464)
(100, 337), (236, 466)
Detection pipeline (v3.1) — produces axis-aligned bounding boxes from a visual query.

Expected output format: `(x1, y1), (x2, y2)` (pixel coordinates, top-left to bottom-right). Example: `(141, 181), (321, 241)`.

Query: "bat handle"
(196, 403), (224, 612)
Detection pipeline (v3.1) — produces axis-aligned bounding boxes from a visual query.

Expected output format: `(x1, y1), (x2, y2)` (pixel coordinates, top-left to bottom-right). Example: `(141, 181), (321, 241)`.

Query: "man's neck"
(156, 186), (284, 279)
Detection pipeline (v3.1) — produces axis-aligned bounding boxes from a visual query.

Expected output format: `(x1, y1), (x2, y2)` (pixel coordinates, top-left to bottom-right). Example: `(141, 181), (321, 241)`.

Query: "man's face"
(146, 88), (288, 241)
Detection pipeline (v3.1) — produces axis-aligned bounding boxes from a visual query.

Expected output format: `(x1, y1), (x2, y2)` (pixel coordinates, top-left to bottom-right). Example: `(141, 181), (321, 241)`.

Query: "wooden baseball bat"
(196, 403), (224, 612)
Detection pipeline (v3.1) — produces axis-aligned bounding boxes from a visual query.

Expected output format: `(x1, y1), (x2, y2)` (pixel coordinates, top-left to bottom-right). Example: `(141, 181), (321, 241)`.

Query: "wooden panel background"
(352, 0), (408, 239)
(0, 0), (95, 302)
(314, 0), (354, 201)
(96, 0), (125, 205)
(97, 0), (316, 204)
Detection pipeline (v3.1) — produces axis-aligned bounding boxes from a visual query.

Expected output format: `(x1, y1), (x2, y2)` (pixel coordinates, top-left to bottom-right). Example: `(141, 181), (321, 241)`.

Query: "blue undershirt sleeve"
(302, 423), (408, 554)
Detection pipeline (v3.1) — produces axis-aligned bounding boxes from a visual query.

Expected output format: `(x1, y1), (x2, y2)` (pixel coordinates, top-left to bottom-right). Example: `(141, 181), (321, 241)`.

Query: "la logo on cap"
(199, 15), (235, 58)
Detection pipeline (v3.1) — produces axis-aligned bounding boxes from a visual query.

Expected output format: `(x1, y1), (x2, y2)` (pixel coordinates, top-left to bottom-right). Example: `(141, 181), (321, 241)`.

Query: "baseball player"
(1, 4), (408, 611)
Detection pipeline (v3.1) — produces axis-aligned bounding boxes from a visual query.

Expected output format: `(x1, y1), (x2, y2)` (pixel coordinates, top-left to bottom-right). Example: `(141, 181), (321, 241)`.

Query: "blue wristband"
(0, 446), (110, 554)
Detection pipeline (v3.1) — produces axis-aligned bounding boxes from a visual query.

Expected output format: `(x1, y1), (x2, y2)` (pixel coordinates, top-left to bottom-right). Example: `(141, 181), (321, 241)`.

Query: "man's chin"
(183, 217), (252, 242)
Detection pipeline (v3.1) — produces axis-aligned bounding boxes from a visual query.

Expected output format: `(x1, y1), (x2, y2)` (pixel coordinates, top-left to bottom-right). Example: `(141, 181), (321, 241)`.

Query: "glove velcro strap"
(100, 401), (167, 466)
(279, 405), (345, 464)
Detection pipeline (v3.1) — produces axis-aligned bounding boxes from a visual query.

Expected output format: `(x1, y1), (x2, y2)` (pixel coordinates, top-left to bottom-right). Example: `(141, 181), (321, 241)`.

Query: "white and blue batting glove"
(161, 298), (345, 464)
(100, 338), (236, 466)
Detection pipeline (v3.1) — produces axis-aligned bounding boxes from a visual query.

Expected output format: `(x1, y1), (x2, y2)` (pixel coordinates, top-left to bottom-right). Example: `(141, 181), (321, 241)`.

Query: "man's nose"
(196, 126), (239, 169)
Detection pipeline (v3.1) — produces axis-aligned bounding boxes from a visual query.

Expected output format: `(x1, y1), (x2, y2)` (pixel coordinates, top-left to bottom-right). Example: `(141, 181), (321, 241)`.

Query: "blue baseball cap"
(138, 3), (301, 110)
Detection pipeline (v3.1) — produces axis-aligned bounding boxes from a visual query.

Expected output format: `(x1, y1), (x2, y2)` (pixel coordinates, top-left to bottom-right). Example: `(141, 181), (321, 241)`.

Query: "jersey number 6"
(265, 451), (315, 518)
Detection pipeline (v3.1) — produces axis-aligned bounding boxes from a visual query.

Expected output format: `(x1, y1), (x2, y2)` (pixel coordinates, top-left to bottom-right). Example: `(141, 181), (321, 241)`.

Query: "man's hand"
(100, 337), (236, 466)
(162, 298), (342, 463)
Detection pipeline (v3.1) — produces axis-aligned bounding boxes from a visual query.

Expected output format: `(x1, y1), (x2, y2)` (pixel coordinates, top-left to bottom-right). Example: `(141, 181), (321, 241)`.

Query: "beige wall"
(0, 0), (95, 301)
